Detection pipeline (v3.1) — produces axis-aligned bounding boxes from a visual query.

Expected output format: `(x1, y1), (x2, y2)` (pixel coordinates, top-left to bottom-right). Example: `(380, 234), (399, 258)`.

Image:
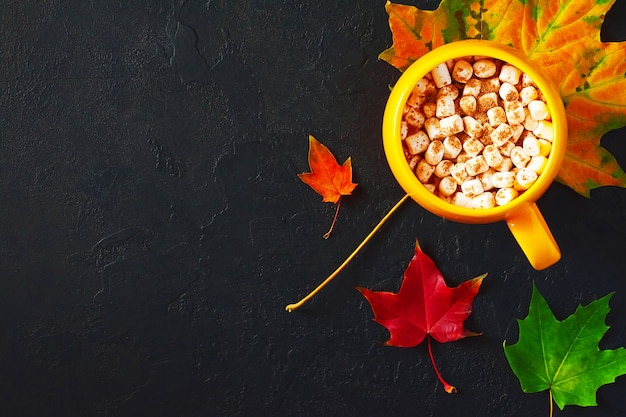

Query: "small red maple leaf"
(298, 135), (357, 238)
(358, 241), (486, 393)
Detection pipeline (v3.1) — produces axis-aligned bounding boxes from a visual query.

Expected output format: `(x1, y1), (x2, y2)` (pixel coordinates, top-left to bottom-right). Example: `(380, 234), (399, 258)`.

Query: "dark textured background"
(2, 1), (626, 416)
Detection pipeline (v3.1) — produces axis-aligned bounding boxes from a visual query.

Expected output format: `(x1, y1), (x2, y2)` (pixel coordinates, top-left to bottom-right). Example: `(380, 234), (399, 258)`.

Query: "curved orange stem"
(285, 194), (410, 312)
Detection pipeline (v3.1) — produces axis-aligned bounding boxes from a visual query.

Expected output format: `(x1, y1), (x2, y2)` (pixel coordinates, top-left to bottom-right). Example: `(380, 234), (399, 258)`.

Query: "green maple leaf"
(504, 284), (626, 411)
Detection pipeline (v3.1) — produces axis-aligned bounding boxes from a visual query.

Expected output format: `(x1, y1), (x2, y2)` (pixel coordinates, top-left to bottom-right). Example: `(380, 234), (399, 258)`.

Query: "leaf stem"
(427, 336), (457, 394)
(323, 197), (341, 239)
(285, 194), (410, 312)
(549, 390), (553, 417)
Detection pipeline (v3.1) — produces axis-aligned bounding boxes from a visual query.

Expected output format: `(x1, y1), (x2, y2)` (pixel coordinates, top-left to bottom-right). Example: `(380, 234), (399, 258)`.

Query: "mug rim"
(382, 39), (568, 224)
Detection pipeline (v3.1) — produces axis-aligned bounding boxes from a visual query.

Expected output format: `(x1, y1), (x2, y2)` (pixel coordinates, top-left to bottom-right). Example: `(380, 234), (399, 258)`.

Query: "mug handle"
(505, 202), (560, 270)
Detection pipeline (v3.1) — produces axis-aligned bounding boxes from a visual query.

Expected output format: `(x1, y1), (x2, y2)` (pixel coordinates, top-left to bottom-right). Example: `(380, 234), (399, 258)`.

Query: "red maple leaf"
(358, 241), (486, 393)
(298, 135), (357, 238)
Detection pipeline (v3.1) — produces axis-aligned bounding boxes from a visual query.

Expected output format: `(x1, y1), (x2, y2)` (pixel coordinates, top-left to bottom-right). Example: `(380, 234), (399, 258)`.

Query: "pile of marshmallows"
(401, 56), (554, 209)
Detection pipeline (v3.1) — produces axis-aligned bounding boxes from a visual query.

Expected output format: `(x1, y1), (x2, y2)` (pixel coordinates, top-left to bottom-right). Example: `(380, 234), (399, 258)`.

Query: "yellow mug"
(382, 40), (567, 270)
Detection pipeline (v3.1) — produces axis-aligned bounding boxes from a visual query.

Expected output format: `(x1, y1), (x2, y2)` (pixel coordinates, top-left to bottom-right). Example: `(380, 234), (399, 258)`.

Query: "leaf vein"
(551, 305), (604, 382)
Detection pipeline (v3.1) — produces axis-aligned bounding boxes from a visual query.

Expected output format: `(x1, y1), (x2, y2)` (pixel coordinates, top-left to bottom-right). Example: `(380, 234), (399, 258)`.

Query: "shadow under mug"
(382, 40), (568, 270)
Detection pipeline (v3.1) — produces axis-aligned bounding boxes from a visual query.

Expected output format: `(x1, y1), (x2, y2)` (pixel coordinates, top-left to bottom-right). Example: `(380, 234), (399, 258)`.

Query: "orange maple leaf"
(379, 0), (626, 197)
(298, 135), (357, 238)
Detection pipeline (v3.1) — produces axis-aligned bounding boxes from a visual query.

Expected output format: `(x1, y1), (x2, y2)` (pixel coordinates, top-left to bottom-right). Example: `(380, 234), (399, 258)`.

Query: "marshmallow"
(431, 63), (452, 88)
(405, 131), (431, 155)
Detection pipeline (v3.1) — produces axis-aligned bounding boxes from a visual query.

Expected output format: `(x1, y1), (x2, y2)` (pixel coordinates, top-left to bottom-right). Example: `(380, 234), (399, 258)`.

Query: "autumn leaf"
(298, 135), (357, 203)
(298, 135), (357, 238)
(504, 284), (626, 415)
(379, 0), (626, 197)
(358, 241), (486, 393)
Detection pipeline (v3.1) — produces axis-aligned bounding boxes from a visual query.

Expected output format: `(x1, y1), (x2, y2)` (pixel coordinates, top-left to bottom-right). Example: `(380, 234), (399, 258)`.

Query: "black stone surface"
(1, 1), (626, 416)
